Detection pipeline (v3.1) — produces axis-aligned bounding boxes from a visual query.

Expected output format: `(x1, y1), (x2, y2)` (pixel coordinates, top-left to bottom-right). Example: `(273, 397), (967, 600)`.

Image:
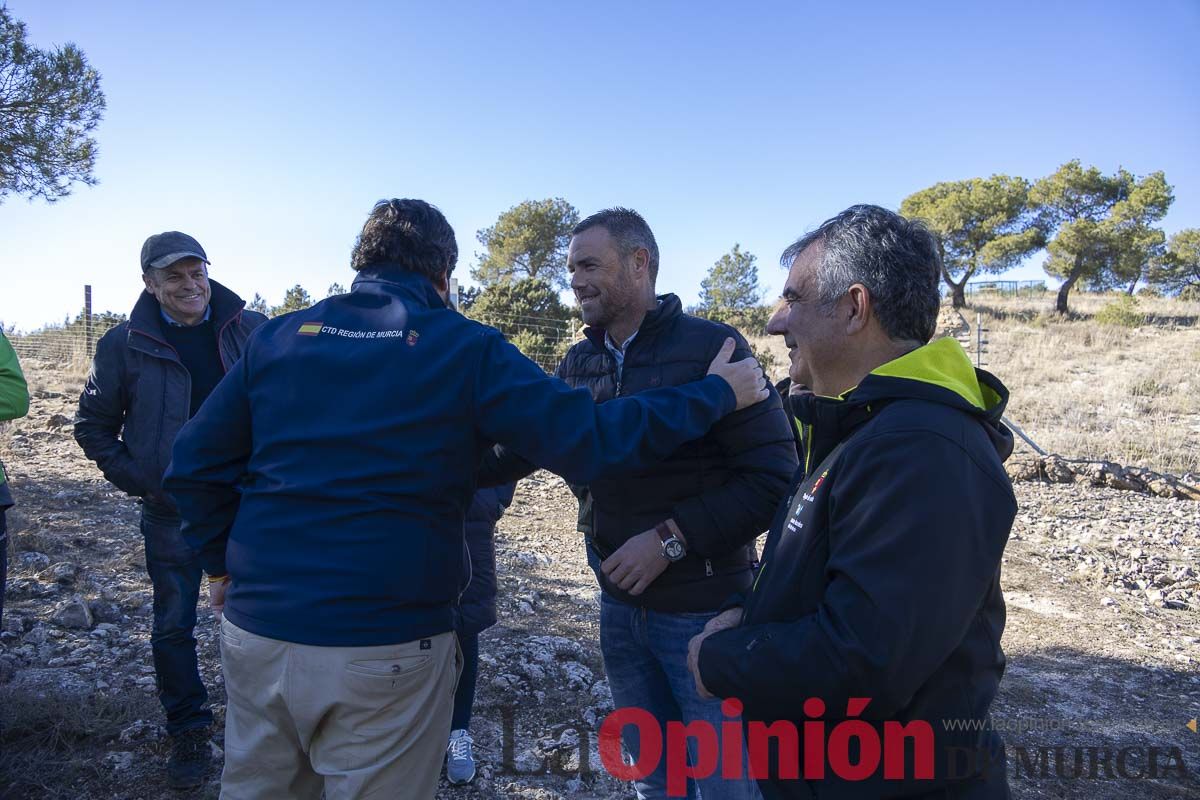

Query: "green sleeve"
(0, 333), (30, 422)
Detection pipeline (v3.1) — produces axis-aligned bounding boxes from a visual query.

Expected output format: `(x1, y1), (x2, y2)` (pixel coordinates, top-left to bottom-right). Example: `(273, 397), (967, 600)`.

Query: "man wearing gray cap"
(75, 232), (267, 790)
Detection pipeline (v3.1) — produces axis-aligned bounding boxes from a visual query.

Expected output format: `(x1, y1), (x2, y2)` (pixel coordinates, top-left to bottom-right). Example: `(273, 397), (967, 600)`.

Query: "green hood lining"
(790, 337), (1006, 471)
(869, 337), (1000, 411)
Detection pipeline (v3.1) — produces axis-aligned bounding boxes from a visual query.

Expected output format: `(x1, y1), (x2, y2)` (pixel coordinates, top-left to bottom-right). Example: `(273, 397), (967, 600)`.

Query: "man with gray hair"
(75, 232), (267, 790)
(689, 205), (1016, 798)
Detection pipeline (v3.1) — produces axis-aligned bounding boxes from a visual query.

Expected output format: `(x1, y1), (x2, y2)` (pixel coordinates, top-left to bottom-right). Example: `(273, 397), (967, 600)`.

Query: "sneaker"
(446, 728), (476, 785)
(167, 728), (212, 790)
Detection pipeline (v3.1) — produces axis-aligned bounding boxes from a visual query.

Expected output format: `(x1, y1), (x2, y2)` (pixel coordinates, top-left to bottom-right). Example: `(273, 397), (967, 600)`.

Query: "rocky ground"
(1, 379), (1199, 799)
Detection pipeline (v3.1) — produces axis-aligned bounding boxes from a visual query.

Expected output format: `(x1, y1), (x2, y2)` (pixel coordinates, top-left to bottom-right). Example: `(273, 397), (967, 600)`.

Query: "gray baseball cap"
(140, 231), (210, 272)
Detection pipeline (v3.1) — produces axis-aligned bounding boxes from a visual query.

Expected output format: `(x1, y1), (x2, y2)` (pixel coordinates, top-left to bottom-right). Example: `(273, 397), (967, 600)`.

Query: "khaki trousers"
(218, 618), (460, 800)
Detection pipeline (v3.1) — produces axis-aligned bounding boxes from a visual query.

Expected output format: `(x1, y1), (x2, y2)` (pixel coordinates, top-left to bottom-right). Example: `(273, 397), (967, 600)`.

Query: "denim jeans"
(600, 594), (761, 800)
(141, 501), (213, 737)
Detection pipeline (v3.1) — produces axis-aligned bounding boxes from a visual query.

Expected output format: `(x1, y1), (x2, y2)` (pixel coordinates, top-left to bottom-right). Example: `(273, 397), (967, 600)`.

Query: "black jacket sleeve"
(477, 443), (539, 488)
(670, 331), (798, 558)
(698, 428), (1015, 720)
(74, 329), (152, 498)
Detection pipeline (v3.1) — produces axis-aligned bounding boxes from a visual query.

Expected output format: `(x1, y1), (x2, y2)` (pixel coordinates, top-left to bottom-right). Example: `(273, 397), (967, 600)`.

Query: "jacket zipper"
(215, 310), (243, 373)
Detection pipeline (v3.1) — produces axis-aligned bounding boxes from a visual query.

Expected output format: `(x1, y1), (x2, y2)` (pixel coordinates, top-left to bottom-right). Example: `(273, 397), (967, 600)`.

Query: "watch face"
(664, 539), (685, 561)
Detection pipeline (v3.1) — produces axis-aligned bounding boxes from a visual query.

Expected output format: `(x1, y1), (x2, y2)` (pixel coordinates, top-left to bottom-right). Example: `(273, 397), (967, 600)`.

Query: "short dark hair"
(350, 199), (458, 280)
(781, 204), (942, 343)
(573, 207), (660, 282)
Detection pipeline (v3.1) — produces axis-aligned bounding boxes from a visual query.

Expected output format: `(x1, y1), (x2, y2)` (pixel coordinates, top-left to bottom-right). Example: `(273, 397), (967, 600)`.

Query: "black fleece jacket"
(699, 338), (1017, 800)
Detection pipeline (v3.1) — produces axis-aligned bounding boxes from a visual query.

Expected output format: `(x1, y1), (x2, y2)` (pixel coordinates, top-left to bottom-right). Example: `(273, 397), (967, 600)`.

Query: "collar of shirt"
(161, 305), (211, 327)
(603, 329), (637, 382)
(603, 299), (662, 380)
(604, 328), (639, 356)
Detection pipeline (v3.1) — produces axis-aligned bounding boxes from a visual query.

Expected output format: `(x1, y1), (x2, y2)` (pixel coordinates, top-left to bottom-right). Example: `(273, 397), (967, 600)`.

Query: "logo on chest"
(786, 467), (830, 534)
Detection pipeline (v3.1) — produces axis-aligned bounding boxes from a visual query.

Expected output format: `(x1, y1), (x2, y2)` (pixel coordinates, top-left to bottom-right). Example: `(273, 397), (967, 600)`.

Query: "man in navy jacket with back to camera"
(163, 198), (769, 800)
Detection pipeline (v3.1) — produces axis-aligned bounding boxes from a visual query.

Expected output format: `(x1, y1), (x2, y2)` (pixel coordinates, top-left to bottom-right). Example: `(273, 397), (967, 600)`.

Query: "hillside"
(2, 293), (1199, 798)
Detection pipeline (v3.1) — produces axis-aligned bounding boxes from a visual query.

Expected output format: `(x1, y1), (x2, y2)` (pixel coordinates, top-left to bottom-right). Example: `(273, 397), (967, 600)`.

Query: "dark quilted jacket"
(551, 295), (797, 611)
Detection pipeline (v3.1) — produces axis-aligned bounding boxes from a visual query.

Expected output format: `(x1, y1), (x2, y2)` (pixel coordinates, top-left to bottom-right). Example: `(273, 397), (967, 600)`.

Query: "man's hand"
(208, 575), (229, 623)
(687, 606), (743, 699)
(600, 528), (670, 596)
(707, 338), (768, 410)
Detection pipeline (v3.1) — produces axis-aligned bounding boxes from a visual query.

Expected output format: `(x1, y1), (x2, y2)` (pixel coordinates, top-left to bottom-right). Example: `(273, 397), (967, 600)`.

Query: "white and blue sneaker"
(446, 728), (476, 785)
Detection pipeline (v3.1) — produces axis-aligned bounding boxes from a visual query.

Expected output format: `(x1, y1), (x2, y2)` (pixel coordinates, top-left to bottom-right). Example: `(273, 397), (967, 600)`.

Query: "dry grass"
(20, 361), (90, 397)
(0, 684), (162, 799)
(747, 291), (1200, 477)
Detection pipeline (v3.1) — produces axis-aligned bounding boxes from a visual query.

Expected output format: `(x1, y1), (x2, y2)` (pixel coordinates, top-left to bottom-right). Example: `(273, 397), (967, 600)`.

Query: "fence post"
(975, 312), (988, 369)
(84, 284), (94, 358)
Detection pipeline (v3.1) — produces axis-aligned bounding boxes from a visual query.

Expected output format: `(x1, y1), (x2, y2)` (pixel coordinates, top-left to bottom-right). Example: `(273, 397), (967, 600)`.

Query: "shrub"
(1094, 295), (1145, 328)
(1129, 377), (1162, 398)
(467, 278), (575, 371)
(747, 341), (778, 378)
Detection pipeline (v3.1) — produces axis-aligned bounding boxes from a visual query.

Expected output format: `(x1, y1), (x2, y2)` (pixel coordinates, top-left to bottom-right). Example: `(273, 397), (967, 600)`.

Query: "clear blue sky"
(2, 0), (1198, 331)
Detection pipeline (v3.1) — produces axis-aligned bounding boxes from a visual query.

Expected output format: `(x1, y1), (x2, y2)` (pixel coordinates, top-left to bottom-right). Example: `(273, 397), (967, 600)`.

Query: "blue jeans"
(600, 594), (761, 800)
(141, 502), (213, 737)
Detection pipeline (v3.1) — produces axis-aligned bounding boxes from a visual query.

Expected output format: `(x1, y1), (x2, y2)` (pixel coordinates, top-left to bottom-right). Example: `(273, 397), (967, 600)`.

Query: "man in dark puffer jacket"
(485, 208), (797, 799)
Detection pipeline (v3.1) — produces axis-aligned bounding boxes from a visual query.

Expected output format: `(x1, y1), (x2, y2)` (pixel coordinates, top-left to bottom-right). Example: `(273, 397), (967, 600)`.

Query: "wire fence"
(4, 288), (581, 375)
(464, 310), (579, 373)
(959, 279), (1047, 297)
(7, 321), (120, 374)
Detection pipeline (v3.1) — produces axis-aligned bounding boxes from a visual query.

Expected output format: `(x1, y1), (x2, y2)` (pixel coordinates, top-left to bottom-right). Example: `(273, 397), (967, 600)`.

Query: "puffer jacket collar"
(581, 293), (682, 352)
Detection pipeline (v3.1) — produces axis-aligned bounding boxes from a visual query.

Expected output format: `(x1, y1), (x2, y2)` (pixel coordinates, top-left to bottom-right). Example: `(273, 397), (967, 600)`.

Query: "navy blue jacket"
(698, 338), (1015, 799)
(163, 269), (737, 647)
(75, 280), (266, 506)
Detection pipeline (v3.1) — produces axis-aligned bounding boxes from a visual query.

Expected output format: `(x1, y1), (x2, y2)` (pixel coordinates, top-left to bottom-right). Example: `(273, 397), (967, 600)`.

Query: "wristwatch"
(656, 521), (687, 562)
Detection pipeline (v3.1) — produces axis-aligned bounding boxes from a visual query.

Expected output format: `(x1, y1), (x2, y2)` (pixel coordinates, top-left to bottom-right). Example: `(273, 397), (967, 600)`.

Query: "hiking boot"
(446, 728), (476, 785)
(167, 728), (212, 790)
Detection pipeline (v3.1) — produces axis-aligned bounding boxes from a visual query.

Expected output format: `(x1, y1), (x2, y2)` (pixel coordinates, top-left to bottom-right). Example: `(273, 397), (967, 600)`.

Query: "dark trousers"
(141, 502), (213, 736)
(451, 630), (479, 731)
